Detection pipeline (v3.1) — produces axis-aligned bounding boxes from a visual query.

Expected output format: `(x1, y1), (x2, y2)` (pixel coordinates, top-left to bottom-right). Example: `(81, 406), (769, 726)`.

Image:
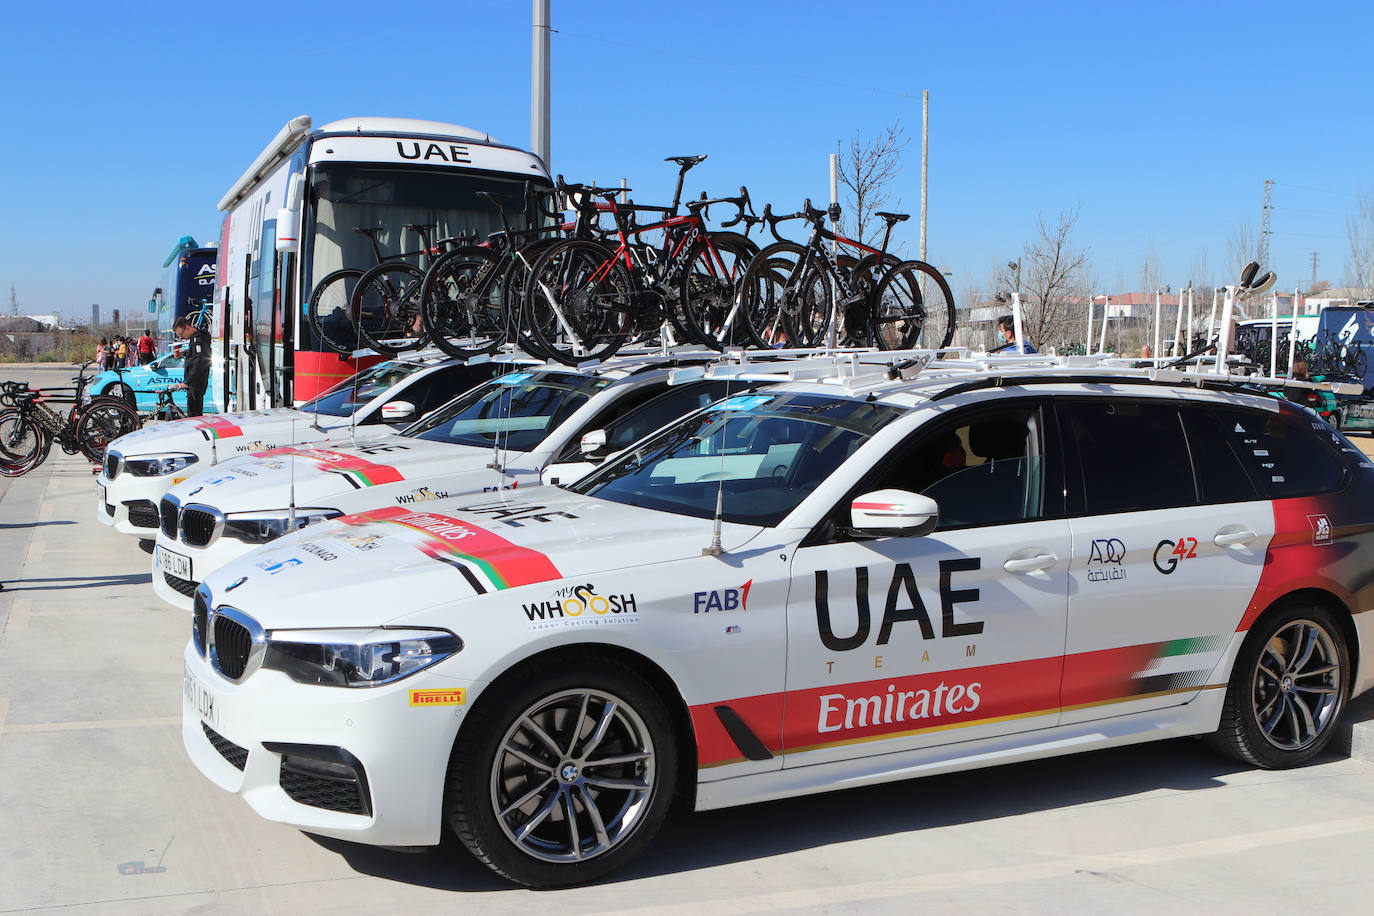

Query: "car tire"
(1207, 601), (1349, 769)
(444, 654), (679, 888)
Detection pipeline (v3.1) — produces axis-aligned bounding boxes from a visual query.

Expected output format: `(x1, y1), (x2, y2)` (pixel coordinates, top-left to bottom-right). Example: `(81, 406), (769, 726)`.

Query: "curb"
(1333, 691), (1374, 763)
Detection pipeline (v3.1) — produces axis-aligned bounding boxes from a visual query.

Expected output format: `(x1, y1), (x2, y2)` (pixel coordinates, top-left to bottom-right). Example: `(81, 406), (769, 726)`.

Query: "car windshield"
(299, 361), (424, 418)
(569, 392), (905, 527)
(402, 370), (613, 452)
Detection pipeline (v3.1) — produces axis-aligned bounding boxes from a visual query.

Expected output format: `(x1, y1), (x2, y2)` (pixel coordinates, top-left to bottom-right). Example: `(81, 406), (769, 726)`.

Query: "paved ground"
(3, 366), (1374, 913)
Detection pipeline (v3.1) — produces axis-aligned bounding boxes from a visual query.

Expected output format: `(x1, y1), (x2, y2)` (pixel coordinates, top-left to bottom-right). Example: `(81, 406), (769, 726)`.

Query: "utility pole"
(531, 0), (552, 171)
(1310, 251), (1319, 292)
(1258, 178), (1273, 269)
(919, 90), (928, 262)
(9, 284), (16, 317)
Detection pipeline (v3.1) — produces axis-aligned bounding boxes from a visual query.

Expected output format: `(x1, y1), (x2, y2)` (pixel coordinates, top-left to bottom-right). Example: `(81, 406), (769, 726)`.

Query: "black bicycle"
(0, 362), (141, 476)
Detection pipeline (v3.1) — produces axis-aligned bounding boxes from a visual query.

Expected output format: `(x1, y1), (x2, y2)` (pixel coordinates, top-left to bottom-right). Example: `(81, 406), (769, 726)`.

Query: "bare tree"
(1014, 207), (1092, 349)
(835, 122), (909, 249)
(1346, 190), (1374, 299)
(1227, 221), (1260, 280)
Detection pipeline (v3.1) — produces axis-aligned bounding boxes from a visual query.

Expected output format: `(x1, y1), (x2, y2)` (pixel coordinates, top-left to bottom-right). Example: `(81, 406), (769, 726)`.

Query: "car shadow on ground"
(0, 572), (152, 591)
(306, 736), (1288, 892)
(0, 520), (75, 529)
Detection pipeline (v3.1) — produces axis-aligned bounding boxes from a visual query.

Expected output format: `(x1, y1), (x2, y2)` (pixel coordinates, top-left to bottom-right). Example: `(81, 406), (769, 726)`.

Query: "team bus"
(154, 236), (218, 339)
(212, 116), (551, 411)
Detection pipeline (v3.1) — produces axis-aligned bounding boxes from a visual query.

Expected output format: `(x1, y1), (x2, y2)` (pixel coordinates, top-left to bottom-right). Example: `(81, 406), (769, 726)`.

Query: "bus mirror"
(148, 298), (157, 313)
(275, 208), (299, 252)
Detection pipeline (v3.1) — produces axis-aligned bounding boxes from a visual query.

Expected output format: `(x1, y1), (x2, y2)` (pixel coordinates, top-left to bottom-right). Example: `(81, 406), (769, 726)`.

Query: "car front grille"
(213, 615), (252, 679)
(163, 571), (200, 598)
(180, 507), (220, 547)
(125, 500), (158, 528)
(160, 496), (178, 538)
(202, 722), (248, 771)
(192, 590), (208, 656)
(103, 498), (115, 518)
(105, 452), (120, 480)
(280, 769), (368, 815)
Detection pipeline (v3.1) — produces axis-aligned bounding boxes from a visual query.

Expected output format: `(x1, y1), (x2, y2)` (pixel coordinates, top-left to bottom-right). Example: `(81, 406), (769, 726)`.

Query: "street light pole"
(531, 0), (552, 170)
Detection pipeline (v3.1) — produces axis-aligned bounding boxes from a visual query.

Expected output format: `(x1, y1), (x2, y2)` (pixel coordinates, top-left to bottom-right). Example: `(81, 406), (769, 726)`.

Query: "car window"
(397, 363), (505, 419)
(553, 380), (752, 462)
(571, 392), (904, 527)
(1065, 399), (1196, 514)
(157, 353), (185, 370)
(1180, 407), (1260, 504)
(851, 404), (1046, 531)
(1197, 405), (1348, 498)
(403, 370), (614, 452)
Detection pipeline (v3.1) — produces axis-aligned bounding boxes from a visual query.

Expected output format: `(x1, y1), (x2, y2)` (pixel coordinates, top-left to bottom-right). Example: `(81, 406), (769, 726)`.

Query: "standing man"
(137, 330), (156, 365)
(173, 317), (212, 417)
(993, 315), (1037, 354)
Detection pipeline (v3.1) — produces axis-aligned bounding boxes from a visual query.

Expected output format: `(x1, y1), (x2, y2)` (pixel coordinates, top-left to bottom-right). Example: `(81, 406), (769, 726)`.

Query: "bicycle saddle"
(875, 212), (910, 224)
(665, 155), (707, 168)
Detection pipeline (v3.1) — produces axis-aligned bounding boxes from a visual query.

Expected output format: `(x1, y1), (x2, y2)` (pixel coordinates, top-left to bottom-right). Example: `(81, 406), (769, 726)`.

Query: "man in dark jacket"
(173, 318), (212, 416)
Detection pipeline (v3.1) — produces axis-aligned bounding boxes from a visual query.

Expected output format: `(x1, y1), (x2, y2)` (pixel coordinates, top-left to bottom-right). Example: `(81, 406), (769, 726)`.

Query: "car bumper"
(152, 530), (254, 611)
(181, 641), (471, 846)
(97, 471), (184, 537)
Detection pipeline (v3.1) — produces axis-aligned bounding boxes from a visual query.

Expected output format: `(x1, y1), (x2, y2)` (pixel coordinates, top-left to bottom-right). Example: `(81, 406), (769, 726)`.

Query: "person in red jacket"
(137, 332), (156, 365)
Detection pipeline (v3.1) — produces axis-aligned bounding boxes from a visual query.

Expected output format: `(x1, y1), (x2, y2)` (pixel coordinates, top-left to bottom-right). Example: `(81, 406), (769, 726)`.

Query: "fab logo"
(693, 580), (752, 613)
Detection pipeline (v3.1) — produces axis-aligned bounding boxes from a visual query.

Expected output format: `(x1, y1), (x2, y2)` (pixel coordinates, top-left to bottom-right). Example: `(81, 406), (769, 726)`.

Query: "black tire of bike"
(351, 262), (430, 355)
(420, 246), (506, 359)
(500, 238), (562, 360)
(522, 240), (634, 366)
(677, 232), (760, 350)
(736, 242), (811, 350)
(308, 268), (366, 354)
(0, 409), (44, 475)
(868, 259), (956, 350)
(76, 399), (141, 464)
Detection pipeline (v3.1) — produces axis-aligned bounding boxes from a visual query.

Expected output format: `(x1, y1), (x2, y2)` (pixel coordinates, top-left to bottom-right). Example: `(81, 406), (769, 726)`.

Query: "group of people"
(96, 333), (158, 369)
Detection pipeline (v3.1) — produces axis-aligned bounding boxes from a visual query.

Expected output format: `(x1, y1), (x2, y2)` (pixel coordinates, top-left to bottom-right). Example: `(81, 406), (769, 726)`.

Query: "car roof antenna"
(349, 354), (363, 444)
(702, 481), (725, 557)
(288, 413), (298, 536)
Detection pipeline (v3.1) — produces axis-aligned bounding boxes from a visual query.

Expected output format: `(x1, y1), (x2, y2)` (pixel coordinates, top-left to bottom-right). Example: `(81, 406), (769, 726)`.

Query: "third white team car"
(181, 357), (1374, 887)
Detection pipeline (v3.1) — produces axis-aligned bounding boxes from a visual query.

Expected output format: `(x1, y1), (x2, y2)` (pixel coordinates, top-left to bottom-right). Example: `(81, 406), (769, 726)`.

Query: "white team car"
(97, 351), (518, 536)
(153, 354), (763, 609)
(181, 359), (1374, 887)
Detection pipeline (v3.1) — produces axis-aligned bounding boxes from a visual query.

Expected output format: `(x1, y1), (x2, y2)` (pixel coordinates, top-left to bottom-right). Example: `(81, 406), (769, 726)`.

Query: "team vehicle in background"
(87, 348), (225, 416)
(211, 115), (550, 413)
(151, 235), (218, 338)
(98, 351), (519, 536)
(180, 351), (1374, 887)
(153, 350), (781, 609)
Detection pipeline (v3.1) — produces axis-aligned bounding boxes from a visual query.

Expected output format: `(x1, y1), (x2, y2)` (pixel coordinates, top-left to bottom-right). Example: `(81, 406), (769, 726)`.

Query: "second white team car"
(182, 359), (1374, 887)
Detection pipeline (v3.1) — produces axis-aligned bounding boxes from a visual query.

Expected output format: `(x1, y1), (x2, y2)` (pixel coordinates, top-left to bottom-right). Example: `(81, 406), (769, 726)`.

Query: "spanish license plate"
(156, 545), (192, 580)
(184, 664), (218, 729)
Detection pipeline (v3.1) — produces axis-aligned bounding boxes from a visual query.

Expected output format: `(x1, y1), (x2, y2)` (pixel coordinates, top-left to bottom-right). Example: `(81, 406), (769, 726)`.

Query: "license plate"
(156, 545), (192, 580)
(184, 664), (219, 729)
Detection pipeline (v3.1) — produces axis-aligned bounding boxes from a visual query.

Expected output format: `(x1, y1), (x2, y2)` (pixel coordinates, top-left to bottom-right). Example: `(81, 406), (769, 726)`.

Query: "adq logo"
(1086, 538), (1127, 582)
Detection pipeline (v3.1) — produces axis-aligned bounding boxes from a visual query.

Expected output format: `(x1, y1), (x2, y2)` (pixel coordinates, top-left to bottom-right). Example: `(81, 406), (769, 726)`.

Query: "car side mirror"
(580, 428), (608, 460)
(380, 400), (415, 422)
(849, 489), (939, 538)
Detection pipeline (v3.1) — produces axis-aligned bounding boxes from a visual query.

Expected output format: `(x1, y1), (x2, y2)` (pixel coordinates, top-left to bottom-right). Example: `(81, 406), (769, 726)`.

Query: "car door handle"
(1003, 553), (1058, 574)
(1214, 527), (1259, 549)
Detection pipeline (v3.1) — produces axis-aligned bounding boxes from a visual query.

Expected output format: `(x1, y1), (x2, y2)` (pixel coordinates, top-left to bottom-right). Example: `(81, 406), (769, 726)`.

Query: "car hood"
(163, 436), (510, 512)
(110, 409), (360, 460)
(198, 486), (763, 629)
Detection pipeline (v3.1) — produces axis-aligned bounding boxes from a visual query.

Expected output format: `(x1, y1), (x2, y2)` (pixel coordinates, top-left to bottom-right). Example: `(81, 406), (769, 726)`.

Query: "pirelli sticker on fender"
(409, 688), (466, 707)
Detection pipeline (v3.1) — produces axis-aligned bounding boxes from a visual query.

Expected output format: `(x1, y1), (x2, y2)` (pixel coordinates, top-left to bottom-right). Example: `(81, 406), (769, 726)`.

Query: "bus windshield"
(305, 164), (544, 298)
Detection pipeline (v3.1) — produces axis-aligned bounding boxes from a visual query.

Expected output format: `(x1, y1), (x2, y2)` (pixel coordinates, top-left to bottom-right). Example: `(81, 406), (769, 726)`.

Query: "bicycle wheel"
(352, 262), (430, 355)
(868, 259), (956, 350)
(500, 238), (561, 360)
(0, 409), (44, 476)
(309, 268), (365, 354)
(738, 242), (832, 349)
(420, 246), (506, 359)
(77, 398), (141, 463)
(678, 232), (759, 350)
(523, 240), (634, 366)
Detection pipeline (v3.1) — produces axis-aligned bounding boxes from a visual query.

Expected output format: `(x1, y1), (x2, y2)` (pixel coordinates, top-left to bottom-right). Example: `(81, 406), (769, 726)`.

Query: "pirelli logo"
(409, 688), (466, 707)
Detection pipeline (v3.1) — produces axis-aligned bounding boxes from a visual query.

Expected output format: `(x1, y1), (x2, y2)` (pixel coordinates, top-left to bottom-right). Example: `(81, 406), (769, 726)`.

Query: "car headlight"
(263, 628), (462, 687)
(123, 453), (199, 477)
(222, 508), (341, 544)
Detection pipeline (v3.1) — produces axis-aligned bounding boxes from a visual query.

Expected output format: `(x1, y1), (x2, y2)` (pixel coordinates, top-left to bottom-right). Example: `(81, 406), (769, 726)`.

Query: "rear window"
(1065, 400), (1196, 514)
(1197, 406), (1348, 498)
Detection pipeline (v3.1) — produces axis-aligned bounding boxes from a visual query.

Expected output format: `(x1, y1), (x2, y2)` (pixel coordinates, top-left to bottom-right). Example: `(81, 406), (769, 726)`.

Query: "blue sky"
(1, 0), (1369, 319)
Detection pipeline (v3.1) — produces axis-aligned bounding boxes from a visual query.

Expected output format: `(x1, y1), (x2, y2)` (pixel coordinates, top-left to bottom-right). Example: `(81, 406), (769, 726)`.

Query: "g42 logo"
(1153, 537), (1198, 574)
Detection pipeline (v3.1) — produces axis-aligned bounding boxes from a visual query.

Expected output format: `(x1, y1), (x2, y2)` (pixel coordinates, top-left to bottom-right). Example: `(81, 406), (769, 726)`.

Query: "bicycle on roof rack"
(731, 198), (956, 352)
(0, 361), (142, 476)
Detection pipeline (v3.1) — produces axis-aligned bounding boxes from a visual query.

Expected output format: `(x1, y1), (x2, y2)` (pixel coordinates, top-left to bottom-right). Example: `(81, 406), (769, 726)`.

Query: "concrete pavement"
(1, 406), (1374, 912)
